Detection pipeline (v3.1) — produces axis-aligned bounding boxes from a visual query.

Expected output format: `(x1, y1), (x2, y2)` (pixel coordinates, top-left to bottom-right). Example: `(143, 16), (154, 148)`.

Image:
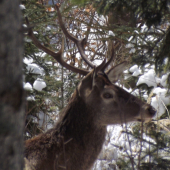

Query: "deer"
(24, 4), (156, 170)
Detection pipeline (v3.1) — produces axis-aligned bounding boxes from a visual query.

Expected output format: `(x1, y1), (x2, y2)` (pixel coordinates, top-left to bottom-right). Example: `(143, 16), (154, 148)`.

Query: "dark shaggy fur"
(25, 91), (106, 170)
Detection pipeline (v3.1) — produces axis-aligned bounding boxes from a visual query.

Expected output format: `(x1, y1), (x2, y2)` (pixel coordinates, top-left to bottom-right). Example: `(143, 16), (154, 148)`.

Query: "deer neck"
(52, 92), (107, 169)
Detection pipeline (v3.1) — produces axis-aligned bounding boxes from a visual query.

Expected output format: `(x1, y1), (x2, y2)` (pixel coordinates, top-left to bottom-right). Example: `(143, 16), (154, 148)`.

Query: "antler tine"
(55, 4), (94, 69)
(96, 58), (106, 73)
(25, 17), (88, 76)
(101, 48), (115, 72)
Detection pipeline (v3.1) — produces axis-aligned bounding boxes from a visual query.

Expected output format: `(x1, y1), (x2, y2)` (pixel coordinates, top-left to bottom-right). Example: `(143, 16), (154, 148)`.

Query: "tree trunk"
(0, 0), (24, 170)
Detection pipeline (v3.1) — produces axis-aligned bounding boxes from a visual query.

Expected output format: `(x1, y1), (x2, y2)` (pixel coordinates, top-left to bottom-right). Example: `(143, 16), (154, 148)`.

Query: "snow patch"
(161, 74), (169, 87)
(129, 65), (142, 76)
(24, 82), (33, 91)
(26, 63), (44, 75)
(137, 69), (157, 87)
(33, 79), (46, 91)
(20, 4), (26, 10)
(151, 87), (170, 117)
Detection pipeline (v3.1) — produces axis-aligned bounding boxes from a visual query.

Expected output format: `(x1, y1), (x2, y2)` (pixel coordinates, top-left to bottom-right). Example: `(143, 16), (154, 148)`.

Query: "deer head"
(77, 64), (155, 127)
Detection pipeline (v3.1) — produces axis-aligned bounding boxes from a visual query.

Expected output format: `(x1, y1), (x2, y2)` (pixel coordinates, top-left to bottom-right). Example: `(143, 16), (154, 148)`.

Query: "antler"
(101, 48), (115, 71)
(55, 5), (118, 73)
(55, 4), (95, 68)
(25, 17), (88, 75)
(25, 5), (116, 76)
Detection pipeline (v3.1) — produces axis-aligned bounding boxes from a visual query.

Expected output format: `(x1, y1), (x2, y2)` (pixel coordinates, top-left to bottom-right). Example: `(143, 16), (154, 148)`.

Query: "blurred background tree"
(0, 1), (24, 170)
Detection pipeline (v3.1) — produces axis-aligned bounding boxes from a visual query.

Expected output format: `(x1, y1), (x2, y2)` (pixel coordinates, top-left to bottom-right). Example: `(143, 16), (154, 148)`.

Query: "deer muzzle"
(135, 104), (156, 122)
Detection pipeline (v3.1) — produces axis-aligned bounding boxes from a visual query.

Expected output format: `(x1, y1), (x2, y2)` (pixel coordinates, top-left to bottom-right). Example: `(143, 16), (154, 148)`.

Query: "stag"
(24, 5), (156, 170)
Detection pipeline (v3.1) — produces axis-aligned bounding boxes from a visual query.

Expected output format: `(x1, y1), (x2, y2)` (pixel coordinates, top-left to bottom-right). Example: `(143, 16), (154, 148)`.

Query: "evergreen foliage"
(22, 0), (79, 138)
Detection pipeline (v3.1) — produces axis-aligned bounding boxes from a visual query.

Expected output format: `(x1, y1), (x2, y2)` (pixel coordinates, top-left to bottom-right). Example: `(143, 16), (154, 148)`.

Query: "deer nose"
(147, 107), (156, 117)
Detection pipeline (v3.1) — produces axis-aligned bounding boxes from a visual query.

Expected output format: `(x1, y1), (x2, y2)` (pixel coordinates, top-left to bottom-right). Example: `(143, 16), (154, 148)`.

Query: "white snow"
(26, 63), (44, 75)
(27, 96), (35, 101)
(20, 4), (25, 10)
(129, 48), (136, 54)
(23, 24), (27, 28)
(93, 123), (157, 169)
(132, 69), (142, 76)
(126, 43), (134, 48)
(144, 63), (150, 68)
(23, 57), (33, 65)
(128, 36), (133, 41)
(35, 52), (47, 58)
(24, 82), (33, 91)
(129, 65), (142, 76)
(45, 26), (51, 31)
(164, 57), (169, 65)
(151, 87), (170, 117)
(108, 31), (115, 36)
(37, 111), (49, 127)
(33, 31), (38, 34)
(33, 79), (46, 91)
(141, 24), (148, 32)
(137, 69), (157, 87)
(129, 65), (138, 72)
(155, 77), (161, 84)
(161, 74), (169, 87)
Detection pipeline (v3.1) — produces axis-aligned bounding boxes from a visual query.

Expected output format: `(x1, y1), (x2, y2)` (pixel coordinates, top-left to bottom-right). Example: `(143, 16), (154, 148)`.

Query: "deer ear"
(77, 70), (94, 98)
(106, 62), (127, 83)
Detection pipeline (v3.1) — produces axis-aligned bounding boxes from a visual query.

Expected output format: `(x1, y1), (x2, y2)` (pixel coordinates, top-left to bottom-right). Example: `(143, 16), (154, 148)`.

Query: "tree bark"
(0, 0), (24, 170)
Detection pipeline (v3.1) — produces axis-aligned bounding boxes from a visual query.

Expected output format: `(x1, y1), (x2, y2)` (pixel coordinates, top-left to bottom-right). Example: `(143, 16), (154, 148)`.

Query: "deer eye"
(103, 93), (113, 99)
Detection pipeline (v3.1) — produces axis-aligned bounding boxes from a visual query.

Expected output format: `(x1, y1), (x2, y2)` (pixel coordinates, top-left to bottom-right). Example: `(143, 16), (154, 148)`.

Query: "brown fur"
(25, 92), (106, 170)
